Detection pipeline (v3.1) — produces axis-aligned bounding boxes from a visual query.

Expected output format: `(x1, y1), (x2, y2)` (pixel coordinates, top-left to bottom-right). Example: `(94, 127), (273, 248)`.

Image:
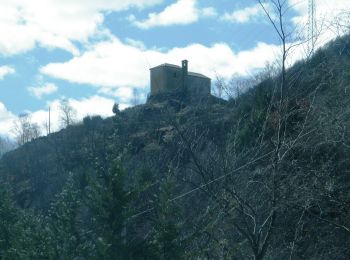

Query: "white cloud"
(1, 95), (121, 138)
(68, 95), (116, 119)
(201, 7), (217, 17)
(27, 96), (116, 134)
(0, 66), (15, 80)
(41, 36), (283, 95)
(0, 102), (17, 137)
(222, 4), (264, 24)
(125, 38), (147, 50)
(41, 38), (150, 88)
(289, 0), (350, 24)
(0, 0), (163, 56)
(289, 0), (350, 49)
(50, 95), (123, 128)
(133, 0), (216, 29)
(28, 83), (58, 99)
(98, 87), (134, 102)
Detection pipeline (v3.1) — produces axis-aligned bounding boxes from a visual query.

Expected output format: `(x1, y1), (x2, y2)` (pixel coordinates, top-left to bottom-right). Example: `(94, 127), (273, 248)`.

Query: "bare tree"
(213, 75), (224, 98)
(213, 62), (278, 101)
(59, 99), (77, 128)
(168, 1), (325, 259)
(202, 1), (348, 259)
(131, 88), (141, 106)
(12, 113), (41, 146)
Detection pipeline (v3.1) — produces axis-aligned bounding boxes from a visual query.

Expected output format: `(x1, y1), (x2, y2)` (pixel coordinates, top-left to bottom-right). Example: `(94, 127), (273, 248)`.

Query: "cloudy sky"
(0, 0), (349, 138)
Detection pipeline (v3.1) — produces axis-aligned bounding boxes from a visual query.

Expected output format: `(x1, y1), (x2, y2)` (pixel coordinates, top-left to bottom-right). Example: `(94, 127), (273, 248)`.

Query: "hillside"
(1, 34), (350, 259)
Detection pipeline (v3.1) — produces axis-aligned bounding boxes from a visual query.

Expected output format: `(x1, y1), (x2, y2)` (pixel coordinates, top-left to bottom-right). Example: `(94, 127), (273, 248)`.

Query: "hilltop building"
(150, 60), (211, 97)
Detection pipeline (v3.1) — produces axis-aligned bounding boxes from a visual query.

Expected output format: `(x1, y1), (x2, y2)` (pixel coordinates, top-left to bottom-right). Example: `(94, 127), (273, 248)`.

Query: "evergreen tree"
(149, 175), (185, 260)
(0, 186), (49, 259)
(47, 173), (84, 259)
(86, 157), (133, 259)
(0, 186), (20, 258)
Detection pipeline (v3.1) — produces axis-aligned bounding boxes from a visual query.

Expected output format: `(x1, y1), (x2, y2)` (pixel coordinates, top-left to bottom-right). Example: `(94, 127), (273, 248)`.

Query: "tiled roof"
(150, 63), (210, 79)
(150, 63), (181, 69)
(188, 71), (210, 79)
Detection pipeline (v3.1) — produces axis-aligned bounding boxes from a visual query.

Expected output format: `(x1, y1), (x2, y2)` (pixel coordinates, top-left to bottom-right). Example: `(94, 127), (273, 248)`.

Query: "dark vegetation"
(0, 137), (14, 159)
(1, 35), (350, 259)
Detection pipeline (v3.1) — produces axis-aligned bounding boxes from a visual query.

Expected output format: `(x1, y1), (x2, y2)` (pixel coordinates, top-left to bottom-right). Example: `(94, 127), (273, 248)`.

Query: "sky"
(0, 0), (349, 138)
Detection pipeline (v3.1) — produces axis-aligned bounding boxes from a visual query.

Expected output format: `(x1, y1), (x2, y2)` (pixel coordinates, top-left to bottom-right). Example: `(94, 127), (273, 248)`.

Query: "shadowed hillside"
(1, 34), (350, 259)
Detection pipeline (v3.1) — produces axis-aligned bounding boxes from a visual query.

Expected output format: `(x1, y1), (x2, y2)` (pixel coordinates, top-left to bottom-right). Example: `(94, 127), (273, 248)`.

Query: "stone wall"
(150, 64), (211, 97)
(187, 75), (211, 96)
(150, 66), (183, 95)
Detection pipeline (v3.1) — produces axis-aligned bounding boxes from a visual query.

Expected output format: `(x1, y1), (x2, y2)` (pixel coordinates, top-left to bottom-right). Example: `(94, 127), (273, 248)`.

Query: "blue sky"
(0, 0), (348, 138)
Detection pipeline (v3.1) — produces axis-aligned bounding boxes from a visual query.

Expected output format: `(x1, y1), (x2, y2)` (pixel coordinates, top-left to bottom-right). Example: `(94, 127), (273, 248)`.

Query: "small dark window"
(174, 72), (177, 78)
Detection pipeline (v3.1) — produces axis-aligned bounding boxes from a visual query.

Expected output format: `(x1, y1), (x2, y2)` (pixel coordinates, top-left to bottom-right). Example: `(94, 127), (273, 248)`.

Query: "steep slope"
(0, 94), (230, 210)
(1, 34), (350, 258)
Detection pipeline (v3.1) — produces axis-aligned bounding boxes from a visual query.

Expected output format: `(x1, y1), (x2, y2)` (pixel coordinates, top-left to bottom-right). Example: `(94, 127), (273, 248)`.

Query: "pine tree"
(0, 186), (20, 258)
(149, 175), (185, 260)
(47, 173), (84, 258)
(86, 157), (133, 259)
(0, 186), (49, 258)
